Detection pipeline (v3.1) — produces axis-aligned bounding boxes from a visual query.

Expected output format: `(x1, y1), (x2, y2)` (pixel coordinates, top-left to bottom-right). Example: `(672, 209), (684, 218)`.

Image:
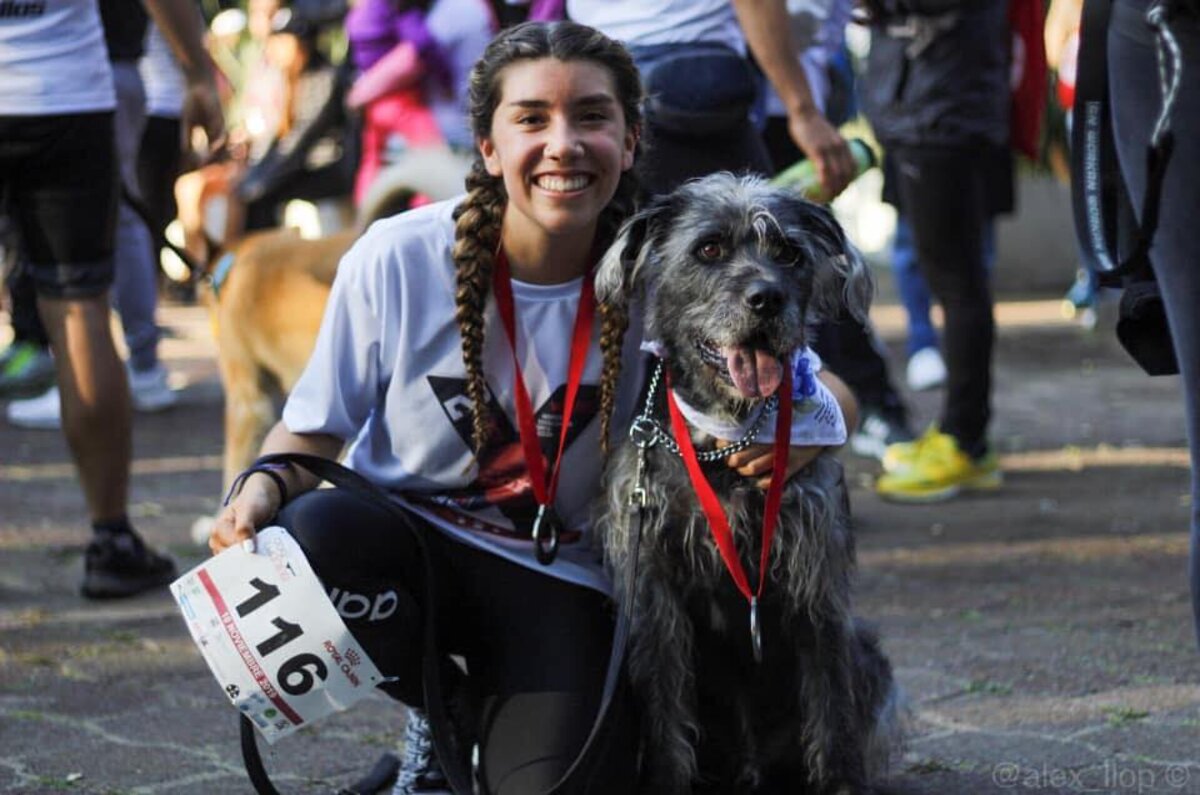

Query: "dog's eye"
(695, 240), (724, 262)
(777, 242), (806, 268)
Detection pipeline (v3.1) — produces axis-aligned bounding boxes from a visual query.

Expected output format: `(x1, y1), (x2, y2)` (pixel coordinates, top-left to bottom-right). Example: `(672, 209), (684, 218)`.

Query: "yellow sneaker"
(881, 424), (941, 473)
(875, 430), (1002, 503)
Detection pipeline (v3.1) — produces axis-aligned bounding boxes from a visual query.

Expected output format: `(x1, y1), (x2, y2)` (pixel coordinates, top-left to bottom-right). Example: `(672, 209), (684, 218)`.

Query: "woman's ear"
(478, 135), (502, 178)
(621, 123), (640, 172)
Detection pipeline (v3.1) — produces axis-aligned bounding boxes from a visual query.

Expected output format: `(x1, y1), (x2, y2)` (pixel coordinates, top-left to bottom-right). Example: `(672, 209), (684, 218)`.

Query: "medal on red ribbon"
(664, 364), (794, 663)
(492, 249), (597, 565)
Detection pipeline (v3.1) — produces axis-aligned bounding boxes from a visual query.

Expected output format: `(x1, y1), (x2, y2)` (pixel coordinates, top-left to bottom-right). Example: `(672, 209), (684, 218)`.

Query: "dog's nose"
(744, 283), (784, 316)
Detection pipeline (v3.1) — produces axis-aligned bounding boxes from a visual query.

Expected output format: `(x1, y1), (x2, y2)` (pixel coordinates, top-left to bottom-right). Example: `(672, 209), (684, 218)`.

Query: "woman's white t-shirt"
(283, 199), (645, 594)
(0, 0), (116, 115)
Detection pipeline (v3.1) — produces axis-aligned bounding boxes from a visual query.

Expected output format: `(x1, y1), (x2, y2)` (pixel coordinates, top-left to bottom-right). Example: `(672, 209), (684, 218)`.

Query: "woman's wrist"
(244, 468), (289, 511)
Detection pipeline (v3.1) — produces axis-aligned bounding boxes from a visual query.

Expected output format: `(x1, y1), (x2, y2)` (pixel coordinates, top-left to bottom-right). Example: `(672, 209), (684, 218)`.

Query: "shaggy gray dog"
(594, 174), (903, 794)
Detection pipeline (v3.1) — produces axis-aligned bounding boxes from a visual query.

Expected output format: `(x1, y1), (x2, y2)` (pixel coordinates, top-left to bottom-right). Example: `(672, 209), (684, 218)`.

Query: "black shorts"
(0, 112), (118, 298)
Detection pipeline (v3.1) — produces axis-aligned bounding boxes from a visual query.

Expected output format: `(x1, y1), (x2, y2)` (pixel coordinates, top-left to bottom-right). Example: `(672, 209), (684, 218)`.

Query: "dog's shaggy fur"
(594, 174), (903, 794)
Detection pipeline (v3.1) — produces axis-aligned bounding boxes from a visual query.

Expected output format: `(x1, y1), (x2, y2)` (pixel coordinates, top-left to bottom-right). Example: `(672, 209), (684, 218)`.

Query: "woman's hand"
(208, 472), (282, 555)
(208, 424), (344, 555)
(722, 441), (825, 488)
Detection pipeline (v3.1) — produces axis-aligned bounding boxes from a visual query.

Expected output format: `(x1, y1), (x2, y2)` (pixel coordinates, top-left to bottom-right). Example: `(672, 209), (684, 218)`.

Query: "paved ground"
(1, 289), (1197, 795)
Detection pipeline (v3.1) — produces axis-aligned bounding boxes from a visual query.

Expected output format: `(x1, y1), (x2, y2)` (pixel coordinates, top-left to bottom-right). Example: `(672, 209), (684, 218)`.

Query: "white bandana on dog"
(639, 342), (848, 447)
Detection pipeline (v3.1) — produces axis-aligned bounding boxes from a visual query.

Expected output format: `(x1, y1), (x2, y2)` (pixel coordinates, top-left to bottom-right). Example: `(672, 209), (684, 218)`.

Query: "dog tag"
(750, 597), (762, 663)
(532, 504), (561, 565)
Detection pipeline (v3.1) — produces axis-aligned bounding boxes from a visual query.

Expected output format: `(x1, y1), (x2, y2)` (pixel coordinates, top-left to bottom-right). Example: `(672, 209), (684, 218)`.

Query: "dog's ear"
(794, 200), (874, 323)
(594, 197), (671, 306)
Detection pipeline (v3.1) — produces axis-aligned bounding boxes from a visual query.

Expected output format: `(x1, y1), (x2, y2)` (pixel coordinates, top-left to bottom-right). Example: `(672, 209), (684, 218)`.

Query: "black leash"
(232, 452), (644, 795)
(119, 182), (208, 283)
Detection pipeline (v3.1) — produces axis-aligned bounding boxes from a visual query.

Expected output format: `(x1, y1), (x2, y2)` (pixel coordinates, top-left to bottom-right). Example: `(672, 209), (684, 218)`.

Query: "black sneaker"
(850, 407), (915, 461)
(393, 707), (452, 795)
(80, 531), (178, 599)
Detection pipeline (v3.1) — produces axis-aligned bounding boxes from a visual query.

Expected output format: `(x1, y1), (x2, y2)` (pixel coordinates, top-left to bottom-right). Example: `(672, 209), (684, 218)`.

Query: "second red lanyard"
(665, 364), (793, 661)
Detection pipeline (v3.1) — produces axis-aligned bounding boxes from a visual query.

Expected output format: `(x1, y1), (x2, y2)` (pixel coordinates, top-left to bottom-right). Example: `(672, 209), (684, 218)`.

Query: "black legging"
(889, 145), (995, 457)
(276, 489), (638, 795)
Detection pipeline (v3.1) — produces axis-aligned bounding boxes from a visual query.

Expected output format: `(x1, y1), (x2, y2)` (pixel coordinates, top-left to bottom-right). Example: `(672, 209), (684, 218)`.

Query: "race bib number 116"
(171, 526), (385, 744)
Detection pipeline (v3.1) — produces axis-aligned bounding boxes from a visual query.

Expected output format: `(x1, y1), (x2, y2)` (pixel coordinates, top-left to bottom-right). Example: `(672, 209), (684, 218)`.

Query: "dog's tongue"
(723, 346), (784, 399)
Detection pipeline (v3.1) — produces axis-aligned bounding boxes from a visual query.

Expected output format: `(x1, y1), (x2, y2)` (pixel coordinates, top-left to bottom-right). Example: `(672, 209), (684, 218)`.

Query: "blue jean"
(891, 216), (996, 359)
(111, 61), (161, 372)
(1109, 0), (1200, 643)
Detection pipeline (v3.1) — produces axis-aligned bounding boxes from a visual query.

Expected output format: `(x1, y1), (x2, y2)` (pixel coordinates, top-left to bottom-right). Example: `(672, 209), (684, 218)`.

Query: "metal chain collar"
(628, 360), (778, 462)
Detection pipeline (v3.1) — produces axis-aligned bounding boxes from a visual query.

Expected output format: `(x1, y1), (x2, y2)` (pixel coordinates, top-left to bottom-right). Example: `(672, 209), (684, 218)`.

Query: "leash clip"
(628, 446), (650, 508)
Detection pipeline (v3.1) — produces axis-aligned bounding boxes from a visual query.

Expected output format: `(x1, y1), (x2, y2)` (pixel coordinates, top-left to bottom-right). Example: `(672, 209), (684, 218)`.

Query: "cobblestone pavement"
(1, 296), (1197, 795)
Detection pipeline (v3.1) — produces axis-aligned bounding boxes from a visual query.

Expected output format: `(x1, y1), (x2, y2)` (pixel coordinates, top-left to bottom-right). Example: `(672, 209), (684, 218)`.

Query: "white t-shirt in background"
(0, 0), (115, 115)
(566, 0), (747, 54)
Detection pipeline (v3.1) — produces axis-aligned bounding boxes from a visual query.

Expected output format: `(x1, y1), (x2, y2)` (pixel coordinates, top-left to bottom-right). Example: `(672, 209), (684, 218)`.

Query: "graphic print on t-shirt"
(420, 375), (599, 541)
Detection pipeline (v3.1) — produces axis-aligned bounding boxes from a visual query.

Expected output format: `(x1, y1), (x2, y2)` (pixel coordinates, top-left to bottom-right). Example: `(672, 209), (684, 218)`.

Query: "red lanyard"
(664, 364), (793, 661)
(491, 249), (597, 564)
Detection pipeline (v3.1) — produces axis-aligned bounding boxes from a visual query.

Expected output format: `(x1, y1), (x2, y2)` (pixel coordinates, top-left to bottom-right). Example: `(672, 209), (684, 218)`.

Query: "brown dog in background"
(202, 148), (471, 494)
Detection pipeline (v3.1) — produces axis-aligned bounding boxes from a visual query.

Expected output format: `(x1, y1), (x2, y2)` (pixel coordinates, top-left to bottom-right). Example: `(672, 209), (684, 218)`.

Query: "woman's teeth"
(537, 174), (590, 192)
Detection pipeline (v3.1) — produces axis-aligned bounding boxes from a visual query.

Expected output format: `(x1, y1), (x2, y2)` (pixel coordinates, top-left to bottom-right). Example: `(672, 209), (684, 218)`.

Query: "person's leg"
(11, 112), (128, 520)
(136, 114), (181, 246)
(891, 215), (938, 357)
(876, 145), (998, 502)
(811, 314), (914, 460)
(0, 266), (55, 398)
(276, 489), (433, 702)
(893, 146), (993, 457)
(446, 544), (638, 794)
(36, 293), (131, 516)
(1108, 0), (1200, 642)
(7, 111), (173, 596)
(110, 62), (164, 377)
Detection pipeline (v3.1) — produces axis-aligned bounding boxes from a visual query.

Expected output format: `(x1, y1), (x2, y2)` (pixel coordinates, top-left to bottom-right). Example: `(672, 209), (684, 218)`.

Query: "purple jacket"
(345, 0), (451, 89)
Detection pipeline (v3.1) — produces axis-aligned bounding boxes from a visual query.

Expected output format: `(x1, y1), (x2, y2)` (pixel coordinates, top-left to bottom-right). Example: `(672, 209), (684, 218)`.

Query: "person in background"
(343, 0), (496, 205)
(234, 9), (357, 232)
(757, 0), (918, 462)
(7, 0), (184, 429)
(138, 20), (189, 294)
(862, 0), (1012, 503)
(174, 0), (285, 263)
(1102, 0), (1200, 643)
(0, 0), (223, 596)
(567, 0), (856, 199)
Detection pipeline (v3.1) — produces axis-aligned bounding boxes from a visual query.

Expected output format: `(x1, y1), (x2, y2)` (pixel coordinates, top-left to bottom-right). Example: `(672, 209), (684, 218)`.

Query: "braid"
(597, 299), (629, 453)
(594, 169), (639, 453)
(452, 163), (506, 453)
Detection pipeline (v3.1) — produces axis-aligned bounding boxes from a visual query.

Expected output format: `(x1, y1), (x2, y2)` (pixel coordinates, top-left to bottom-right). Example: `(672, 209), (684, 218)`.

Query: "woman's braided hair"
(451, 21), (643, 453)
